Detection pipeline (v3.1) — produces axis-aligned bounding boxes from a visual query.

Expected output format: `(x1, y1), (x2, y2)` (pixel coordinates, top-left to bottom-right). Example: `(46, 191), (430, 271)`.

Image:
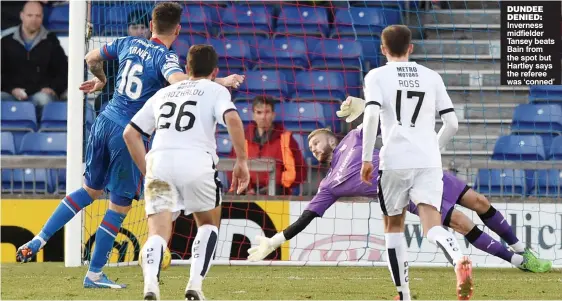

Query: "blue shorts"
(84, 115), (148, 206)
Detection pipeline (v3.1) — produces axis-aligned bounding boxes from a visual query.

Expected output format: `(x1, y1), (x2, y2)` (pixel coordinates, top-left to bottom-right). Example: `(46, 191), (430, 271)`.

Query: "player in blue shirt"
(16, 2), (244, 289)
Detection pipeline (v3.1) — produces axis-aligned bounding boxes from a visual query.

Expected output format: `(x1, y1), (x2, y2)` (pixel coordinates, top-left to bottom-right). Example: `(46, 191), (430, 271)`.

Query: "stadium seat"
(20, 132), (67, 156)
(358, 38), (381, 69)
(275, 102), (326, 132)
(220, 5), (273, 38)
(85, 103), (96, 133)
(350, 0), (408, 9)
(276, 6), (330, 37)
(234, 71), (289, 102)
(172, 38), (191, 65)
(257, 37), (309, 70)
(1, 132), (16, 155)
(1, 169), (54, 194)
(549, 135), (562, 160)
(292, 133), (318, 165)
(47, 3), (69, 33)
(208, 38), (253, 70)
(180, 4), (214, 35)
(216, 134), (233, 156)
(1, 101), (37, 132)
(102, 5), (146, 36)
(321, 102), (343, 133)
(529, 85), (562, 103)
(511, 104), (562, 135)
(332, 7), (401, 38)
(292, 71), (346, 102)
(235, 103), (254, 124)
(528, 169), (562, 197)
(473, 169), (526, 197)
(51, 169), (66, 193)
(40, 102), (68, 132)
(310, 39), (364, 71)
(492, 135), (546, 161)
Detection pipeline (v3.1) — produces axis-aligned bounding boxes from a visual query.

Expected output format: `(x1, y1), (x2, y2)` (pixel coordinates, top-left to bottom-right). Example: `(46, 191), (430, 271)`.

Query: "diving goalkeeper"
(248, 97), (552, 274)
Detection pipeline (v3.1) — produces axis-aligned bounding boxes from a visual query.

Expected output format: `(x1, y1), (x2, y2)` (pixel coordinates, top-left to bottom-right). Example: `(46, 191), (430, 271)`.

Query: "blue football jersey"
(99, 36), (183, 127)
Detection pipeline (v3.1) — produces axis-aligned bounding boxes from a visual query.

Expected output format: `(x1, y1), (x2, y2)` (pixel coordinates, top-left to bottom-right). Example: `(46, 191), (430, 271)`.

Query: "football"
(139, 247), (172, 270)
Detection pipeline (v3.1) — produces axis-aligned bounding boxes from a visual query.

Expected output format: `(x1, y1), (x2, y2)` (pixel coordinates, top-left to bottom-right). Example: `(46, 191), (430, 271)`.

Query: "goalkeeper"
(248, 97), (552, 273)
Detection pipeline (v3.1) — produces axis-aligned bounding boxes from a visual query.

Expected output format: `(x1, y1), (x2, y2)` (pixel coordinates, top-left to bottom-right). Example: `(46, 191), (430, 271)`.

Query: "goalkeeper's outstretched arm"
(247, 210), (319, 261)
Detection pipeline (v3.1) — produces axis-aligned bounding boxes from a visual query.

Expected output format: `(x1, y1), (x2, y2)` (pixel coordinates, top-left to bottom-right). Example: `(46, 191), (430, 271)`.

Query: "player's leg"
(446, 209), (524, 267)
(16, 118), (108, 262)
(412, 168), (473, 300)
(378, 170), (412, 301)
(84, 124), (144, 288)
(458, 189), (552, 272)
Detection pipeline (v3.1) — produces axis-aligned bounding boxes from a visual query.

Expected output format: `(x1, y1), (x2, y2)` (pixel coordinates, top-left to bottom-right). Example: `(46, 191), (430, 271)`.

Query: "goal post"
(64, 0), (87, 268)
(65, 1), (561, 270)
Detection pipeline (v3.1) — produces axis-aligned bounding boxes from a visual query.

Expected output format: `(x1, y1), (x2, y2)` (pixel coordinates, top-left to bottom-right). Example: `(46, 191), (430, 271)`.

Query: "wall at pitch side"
(289, 202), (562, 266)
(1, 199), (290, 263)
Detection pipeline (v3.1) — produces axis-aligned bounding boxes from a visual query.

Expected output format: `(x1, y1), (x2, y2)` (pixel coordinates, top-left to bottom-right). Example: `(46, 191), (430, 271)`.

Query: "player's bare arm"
(123, 124), (148, 176)
(224, 110), (250, 194)
(167, 72), (245, 89)
(80, 48), (107, 93)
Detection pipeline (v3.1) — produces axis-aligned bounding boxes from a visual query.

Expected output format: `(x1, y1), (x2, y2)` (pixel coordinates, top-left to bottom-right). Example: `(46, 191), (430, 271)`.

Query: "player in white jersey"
(359, 25), (473, 300)
(123, 45), (250, 300)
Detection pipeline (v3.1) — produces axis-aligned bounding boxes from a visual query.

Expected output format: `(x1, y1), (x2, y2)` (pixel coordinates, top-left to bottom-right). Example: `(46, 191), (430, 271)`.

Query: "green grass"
(1, 263), (561, 300)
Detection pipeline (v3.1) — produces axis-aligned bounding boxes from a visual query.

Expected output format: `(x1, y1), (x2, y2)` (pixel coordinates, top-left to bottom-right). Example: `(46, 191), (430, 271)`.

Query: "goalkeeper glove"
(336, 96), (366, 123)
(247, 235), (277, 262)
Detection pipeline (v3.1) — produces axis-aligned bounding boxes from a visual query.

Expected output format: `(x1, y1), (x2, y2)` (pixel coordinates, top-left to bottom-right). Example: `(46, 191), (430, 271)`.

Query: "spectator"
(229, 96), (307, 195)
(1, 1), (68, 117)
(94, 9), (151, 112)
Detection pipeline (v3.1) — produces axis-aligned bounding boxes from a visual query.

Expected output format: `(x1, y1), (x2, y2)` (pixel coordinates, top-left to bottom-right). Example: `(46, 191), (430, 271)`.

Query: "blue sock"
(88, 209), (126, 273)
(39, 188), (94, 241)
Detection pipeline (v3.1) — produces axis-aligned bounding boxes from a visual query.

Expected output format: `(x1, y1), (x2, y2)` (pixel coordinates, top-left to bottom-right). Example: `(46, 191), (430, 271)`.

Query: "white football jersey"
(130, 79), (236, 163)
(364, 62), (454, 170)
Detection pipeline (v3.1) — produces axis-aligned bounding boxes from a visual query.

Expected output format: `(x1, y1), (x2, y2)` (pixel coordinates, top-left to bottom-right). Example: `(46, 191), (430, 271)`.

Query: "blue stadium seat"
(40, 102), (67, 132)
(235, 103), (254, 124)
(358, 38), (381, 69)
(208, 38), (253, 70)
(321, 102), (343, 133)
(310, 39), (364, 70)
(474, 169), (526, 196)
(20, 132), (67, 156)
(332, 7), (401, 38)
(217, 171), (229, 191)
(102, 5), (144, 36)
(292, 71), (346, 102)
(216, 134), (233, 156)
(350, 1), (408, 9)
(47, 3), (69, 33)
(234, 71), (289, 102)
(492, 135), (546, 161)
(1, 169), (54, 194)
(275, 102), (325, 132)
(220, 5), (272, 38)
(276, 6), (330, 37)
(529, 169), (561, 197)
(51, 169), (66, 193)
(257, 37), (309, 70)
(511, 104), (562, 135)
(1, 132), (15, 155)
(180, 4), (214, 35)
(85, 103), (96, 133)
(549, 135), (562, 159)
(529, 85), (562, 103)
(1, 101), (37, 132)
(172, 38), (191, 65)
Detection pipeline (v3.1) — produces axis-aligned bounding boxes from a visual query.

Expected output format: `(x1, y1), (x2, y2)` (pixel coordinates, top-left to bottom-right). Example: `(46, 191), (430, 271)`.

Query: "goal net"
(70, 0), (562, 269)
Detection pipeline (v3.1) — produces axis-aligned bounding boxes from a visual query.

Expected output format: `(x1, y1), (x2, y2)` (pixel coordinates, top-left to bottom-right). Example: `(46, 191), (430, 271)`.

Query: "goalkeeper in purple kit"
(248, 97), (552, 274)
(16, 2), (244, 289)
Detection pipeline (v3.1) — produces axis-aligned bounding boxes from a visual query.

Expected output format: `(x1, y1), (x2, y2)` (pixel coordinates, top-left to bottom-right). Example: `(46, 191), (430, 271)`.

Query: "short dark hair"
(381, 25), (412, 57)
(252, 96), (275, 111)
(187, 45), (218, 77)
(151, 2), (182, 35)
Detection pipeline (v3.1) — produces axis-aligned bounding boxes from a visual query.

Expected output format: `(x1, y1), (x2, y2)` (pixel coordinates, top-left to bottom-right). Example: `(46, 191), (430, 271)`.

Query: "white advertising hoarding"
(289, 202), (562, 267)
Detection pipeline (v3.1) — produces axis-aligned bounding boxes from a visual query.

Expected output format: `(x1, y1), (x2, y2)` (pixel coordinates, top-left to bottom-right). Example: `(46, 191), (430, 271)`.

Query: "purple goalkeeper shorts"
(407, 171), (470, 227)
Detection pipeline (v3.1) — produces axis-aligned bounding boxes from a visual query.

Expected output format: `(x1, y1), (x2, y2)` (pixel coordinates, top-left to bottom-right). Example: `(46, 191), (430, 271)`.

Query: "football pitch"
(1, 263), (560, 300)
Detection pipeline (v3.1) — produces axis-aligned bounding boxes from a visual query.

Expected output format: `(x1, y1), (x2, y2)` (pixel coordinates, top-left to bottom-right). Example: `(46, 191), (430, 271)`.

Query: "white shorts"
(144, 150), (222, 217)
(377, 168), (443, 216)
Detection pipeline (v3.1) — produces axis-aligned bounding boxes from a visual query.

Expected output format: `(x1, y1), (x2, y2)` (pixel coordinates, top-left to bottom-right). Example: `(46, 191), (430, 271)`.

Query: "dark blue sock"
(39, 188), (93, 241)
(89, 209), (126, 273)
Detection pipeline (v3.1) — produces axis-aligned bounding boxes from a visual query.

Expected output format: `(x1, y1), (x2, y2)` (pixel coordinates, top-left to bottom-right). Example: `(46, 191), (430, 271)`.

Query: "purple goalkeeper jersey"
(305, 128), (470, 223)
